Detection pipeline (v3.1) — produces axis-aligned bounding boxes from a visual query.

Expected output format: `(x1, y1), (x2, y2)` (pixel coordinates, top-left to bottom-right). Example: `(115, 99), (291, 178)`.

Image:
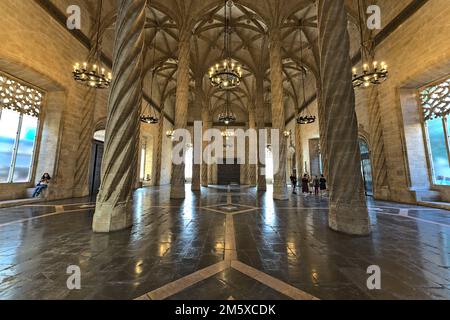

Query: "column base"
(273, 184), (289, 200)
(191, 184), (201, 191)
(92, 201), (133, 233)
(328, 204), (370, 236)
(201, 184), (209, 188)
(171, 185), (186, 199)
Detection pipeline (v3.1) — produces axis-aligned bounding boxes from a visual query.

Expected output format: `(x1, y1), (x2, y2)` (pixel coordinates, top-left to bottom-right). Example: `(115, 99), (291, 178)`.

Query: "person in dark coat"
(301, 174), (309, 194)
(319, 174), (327, 196)
(290, 174), (298, 194)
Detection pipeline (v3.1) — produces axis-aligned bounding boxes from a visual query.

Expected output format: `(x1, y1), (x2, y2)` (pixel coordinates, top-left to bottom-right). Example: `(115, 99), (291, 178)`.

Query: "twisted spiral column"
(295, 123), (303, 178)
(154, 108), (164, 185)
(255, 77), (267, 191)
(368, 83), (389, 199)
(247, 107), (257, 186)
(73, 88), (96, 197)
(318, 0), (370, 235)
(191, 78), (203, 191)
(170, 31), (191, 199)
(201, 107), (210, 187)
(73, 13), (103, 198)
(92, 0), (146, 233)
(242, 123), (249, 185)
(269, 29), (288, 200)
(316, 84), (329, 180)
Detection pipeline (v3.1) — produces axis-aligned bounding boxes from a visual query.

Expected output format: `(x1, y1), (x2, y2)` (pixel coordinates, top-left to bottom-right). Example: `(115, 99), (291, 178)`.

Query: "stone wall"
(371, 0), (450, 203)
(0, 0), (108, 201)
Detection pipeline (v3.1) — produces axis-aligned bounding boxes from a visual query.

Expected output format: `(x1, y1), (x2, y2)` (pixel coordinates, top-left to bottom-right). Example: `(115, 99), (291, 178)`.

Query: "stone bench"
(26, 186), (49, 199)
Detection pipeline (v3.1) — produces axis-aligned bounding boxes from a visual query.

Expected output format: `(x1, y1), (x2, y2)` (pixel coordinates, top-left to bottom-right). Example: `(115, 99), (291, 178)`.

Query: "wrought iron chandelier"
(221, 129), (235, 139)
(296, 20), (316, 125)
(208, 0), (242, 90)
(140, 29), (160, 124)
(297, 115), (316, 125)
(352, 0), (388, 89)
(72, 0), (111, 89)
(218, 91), (237, 124)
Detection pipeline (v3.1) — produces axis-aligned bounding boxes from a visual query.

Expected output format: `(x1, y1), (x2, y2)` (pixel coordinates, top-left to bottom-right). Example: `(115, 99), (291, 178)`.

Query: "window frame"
(0, 72), (45, 185)
(419, 75), (450, 187)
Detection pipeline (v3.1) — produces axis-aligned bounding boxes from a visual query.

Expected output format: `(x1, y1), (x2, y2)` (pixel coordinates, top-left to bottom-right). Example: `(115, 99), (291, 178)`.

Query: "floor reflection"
(0, 185), (449, 300)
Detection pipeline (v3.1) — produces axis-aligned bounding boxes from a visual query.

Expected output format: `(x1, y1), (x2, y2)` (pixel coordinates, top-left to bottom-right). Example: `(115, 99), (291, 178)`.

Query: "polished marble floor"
(0, 185), (449, 300)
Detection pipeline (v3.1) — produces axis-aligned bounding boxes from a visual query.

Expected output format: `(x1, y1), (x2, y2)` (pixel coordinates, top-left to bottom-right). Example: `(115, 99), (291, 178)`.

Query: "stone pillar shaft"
(192, 78), (204, 191)
(201, 107), (210, 187)
(255, 77), (266, 191)
(247, 107), (257, 186)
(318, 0), (369, 235)
(269, 29), (288, 200)
(92, 0), (146, 232)
(154, 109), (164, 185)
(295, 123), (303, 178)
(170, 31), (191, 199)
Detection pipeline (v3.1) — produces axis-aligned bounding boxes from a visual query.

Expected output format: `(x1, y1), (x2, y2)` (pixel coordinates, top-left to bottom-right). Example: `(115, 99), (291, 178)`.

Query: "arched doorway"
(266, 146), (274, 184)
(185, 145), (193, 183)
(359, 139), (373, 196)
(89, 130), (105, 197)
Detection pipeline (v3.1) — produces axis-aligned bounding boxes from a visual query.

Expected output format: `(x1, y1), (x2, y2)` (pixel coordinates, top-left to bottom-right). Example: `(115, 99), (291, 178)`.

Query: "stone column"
(154, 108), (164, 185)
(255, 76), (266, 191)
(73, 8), (103, 198)
(247, 107), (257, 186)
(92, 0), (146, 233)
(73, 88), (96, 197)
(295, 123), (303, 178)
(170, 30), (191, 199)
(269, 28), (288, 200)
(316, 83), (329, 179)
(191, 78), (203, 191)
(201, 106), (210, 187)
(242, 123), (249, 185)
(368, 85), (389, 199)
(191, 148), (201, 190)
(318, 0), (370, 235)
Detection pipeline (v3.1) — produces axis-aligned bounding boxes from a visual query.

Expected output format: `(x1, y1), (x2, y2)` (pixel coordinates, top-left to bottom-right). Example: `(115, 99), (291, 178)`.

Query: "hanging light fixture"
(72, 0), (111, 89)
(208, 0), (242, 90)
(352, 0), (388, 89)
(218, 91), (237, 124)
(140, 29), (160, 124)
(296, 20), (316, 125)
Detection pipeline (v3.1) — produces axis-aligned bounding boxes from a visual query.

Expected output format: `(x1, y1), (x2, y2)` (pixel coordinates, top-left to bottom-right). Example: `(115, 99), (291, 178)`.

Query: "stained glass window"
(0, 72), (42, 183)
(421, 77), (450, 186)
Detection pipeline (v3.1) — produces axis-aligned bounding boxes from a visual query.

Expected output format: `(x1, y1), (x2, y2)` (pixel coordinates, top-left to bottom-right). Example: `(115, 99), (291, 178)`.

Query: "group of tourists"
(290, 173), (327, 196)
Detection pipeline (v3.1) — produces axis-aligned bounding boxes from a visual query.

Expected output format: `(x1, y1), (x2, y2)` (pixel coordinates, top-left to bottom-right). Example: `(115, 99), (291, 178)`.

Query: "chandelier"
(140, 29), (160, 124)
(296, 20), (316, 126)
(218, 91), (237, 125)
(208, 0), (242, 90)
(297, 115), (316, 124)
(140, 100), (159, 124)
(72, 0), (111, 89)
(221, 129), (235, 139)
(352, 0), (388, 89)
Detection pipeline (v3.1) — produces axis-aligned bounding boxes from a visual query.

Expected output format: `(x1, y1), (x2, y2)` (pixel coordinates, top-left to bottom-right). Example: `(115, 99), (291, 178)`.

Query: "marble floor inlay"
(0, 185), (449, 300)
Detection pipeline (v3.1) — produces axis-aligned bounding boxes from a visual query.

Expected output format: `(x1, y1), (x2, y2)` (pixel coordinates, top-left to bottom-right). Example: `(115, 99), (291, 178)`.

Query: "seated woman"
(32, 173), (51, 198)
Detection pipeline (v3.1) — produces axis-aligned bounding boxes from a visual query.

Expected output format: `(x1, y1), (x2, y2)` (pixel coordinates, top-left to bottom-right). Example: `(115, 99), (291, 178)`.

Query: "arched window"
(421, 77), (450, 186)
(0, 72), (43, 183)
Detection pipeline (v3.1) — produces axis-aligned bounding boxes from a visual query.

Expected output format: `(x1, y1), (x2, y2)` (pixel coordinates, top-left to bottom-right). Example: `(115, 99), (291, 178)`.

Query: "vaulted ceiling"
(49, 0), (403, 123)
